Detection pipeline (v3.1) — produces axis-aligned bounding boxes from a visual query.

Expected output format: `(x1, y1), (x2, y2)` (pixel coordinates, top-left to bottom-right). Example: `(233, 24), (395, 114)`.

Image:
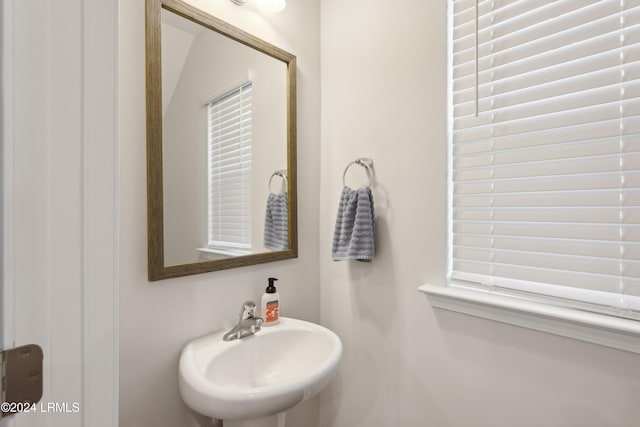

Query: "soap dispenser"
(261, 277), (280, 326)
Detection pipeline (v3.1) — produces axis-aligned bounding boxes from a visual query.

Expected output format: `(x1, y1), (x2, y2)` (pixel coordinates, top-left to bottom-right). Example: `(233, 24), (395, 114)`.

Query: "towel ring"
(342, 158), (374, 188)
(268, 170), (288, 193)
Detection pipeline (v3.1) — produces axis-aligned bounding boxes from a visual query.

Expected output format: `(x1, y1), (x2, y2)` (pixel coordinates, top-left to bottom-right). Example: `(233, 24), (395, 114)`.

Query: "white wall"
(319, 1), (640, 427)
(118, 0), (320, 425)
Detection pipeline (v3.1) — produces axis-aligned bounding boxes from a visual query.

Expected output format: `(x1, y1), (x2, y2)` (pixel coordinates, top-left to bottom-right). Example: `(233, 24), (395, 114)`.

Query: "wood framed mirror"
(146, 0), (297, 281)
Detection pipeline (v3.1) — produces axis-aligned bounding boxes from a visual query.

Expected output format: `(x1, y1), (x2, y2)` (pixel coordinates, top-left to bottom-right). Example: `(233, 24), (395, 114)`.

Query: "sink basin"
(178, 317), (342, 421)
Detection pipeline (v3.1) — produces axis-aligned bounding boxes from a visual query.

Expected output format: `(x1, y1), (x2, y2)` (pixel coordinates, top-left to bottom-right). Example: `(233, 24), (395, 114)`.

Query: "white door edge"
(1, 0), (119, 425)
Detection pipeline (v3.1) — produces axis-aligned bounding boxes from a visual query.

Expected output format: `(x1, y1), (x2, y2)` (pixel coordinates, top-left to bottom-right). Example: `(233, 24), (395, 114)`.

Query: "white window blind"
(208, 81), (252, 253)
(449, 0), (640, 319)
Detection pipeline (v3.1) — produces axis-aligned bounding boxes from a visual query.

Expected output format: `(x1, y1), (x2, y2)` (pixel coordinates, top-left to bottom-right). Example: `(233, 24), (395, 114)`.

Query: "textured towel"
(264, 192), (288, 250)
(332, 186), (375, 262)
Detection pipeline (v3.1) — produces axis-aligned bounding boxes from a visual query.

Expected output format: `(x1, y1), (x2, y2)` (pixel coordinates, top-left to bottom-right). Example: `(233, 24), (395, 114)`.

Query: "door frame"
(1, 0), (118, 425)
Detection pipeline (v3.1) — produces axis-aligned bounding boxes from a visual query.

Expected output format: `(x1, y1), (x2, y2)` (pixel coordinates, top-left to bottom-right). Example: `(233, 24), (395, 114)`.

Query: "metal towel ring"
(342, 158), (374, 188)
(268, 170), (288, 193)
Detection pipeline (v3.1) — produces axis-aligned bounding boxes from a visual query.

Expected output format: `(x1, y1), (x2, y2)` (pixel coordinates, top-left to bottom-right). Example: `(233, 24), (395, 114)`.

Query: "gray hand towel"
(332, 186), (375, 262)
(264, 192), (288, 250)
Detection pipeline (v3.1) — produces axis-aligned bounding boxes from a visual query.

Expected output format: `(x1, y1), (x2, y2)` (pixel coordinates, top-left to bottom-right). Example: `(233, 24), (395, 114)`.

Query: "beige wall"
(318, 1), (640, 427)
(118, 0), (320, 425)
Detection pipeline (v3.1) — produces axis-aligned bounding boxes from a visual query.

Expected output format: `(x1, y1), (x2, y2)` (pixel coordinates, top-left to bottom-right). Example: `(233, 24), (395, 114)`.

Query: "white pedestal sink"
(179, 317), (342, 426)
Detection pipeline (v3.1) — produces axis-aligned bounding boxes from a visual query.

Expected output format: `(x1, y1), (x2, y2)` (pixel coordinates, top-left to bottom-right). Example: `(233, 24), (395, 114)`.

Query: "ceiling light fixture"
(230, 0), (286, 13)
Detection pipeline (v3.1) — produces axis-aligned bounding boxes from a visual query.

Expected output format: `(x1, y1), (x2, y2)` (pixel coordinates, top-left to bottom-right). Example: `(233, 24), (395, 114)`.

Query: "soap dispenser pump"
(261, 277), (280, 326)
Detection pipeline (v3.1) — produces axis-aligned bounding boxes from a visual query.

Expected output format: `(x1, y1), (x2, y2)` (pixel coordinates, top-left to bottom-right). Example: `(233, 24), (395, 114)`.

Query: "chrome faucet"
(223, 301), (263, 341)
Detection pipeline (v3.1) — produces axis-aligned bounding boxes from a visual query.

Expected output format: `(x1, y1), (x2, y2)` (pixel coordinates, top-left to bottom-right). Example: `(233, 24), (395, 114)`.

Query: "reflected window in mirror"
(203, 81), (253, 258)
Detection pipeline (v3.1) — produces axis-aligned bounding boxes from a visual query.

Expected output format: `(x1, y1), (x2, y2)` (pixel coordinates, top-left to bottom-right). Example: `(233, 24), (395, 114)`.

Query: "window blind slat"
(454, 234), (640, 260)
(453, 105), (640, 144)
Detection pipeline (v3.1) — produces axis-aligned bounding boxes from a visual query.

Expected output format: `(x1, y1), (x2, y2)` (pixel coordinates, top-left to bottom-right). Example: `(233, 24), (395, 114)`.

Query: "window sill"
(196, 247), (251, 257)
(418, 284), (640, 354)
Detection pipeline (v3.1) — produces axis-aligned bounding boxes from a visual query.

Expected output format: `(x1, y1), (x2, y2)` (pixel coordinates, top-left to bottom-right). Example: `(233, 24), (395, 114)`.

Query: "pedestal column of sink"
(218, 412), (286, 427)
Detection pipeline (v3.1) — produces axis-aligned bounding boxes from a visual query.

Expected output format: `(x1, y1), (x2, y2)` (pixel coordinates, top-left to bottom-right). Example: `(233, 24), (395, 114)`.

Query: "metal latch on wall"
(1, 344), (43, 418)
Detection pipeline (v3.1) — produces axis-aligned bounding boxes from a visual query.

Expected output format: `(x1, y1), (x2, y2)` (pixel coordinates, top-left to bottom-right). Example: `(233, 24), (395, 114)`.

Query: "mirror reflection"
(146, 0), (297, 281)
(161, 9), (288, 266)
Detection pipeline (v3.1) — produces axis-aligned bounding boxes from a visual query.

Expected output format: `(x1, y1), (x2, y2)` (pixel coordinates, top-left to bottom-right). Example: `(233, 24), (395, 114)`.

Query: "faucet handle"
(240, 301), (257, 319)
